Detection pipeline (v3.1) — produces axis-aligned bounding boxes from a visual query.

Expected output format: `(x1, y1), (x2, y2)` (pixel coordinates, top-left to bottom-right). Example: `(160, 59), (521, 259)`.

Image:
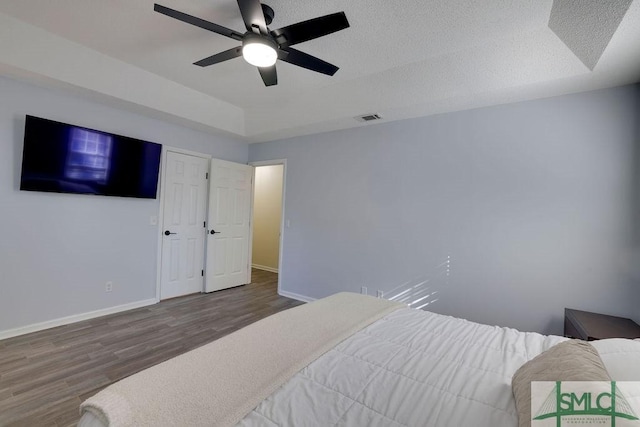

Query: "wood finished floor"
(0, 269), (302, 427)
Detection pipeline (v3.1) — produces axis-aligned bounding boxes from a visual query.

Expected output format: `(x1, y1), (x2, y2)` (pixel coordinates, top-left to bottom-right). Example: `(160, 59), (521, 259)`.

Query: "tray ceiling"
(0, 0), (639, 142)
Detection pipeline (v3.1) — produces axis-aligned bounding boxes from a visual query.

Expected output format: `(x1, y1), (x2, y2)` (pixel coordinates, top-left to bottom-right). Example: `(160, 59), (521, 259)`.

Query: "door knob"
(210, 230), (221, 235)
(164, 230), (177, 236)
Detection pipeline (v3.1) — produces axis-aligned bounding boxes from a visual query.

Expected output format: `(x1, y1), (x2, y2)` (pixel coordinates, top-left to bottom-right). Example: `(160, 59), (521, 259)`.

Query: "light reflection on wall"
(387, 256), (450, 310)
(65, 127), (112, 183)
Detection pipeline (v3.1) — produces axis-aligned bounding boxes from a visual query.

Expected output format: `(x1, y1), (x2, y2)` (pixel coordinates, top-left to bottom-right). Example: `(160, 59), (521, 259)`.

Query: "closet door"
(205, 159), (253, 292)
(160, 151), (209, 299)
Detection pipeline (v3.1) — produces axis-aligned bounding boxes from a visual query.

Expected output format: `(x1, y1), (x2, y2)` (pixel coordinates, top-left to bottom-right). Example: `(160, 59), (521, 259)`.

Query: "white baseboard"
(0, 298), (158, 340)
(252, 264), (279, 273)
(278, 290), (316, 303)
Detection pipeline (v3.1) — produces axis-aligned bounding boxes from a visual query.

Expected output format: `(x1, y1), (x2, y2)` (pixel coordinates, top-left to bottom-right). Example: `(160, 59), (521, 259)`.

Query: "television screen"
(20, 115), (162, 199)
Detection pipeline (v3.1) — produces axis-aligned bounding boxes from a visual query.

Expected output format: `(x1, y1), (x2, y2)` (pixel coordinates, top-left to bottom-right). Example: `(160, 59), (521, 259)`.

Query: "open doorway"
(250, 160), (286, 296)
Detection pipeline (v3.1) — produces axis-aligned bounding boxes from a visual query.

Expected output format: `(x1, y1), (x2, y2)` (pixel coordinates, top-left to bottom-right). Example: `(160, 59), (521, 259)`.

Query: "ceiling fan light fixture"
(242, 36), (277, 68)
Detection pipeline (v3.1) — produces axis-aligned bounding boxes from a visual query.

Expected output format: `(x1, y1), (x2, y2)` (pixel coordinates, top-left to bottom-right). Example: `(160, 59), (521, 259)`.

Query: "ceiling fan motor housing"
(243, 32), (277, 49)
(261, 3), (274, 26)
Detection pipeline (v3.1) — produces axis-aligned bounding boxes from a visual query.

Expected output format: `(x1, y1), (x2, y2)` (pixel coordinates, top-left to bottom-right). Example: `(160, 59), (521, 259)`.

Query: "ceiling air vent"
(355, 113), (382, 123)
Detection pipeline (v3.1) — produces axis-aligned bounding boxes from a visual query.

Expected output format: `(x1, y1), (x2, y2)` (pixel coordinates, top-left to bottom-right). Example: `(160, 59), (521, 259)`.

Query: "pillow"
(511, 340), (610, 427)
(590, 338), (640, 380)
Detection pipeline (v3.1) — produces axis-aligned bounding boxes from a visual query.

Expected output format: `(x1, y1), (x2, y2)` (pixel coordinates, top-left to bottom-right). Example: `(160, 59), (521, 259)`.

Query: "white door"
(206, 159), (253, 292)
(160, 151), (209, 299)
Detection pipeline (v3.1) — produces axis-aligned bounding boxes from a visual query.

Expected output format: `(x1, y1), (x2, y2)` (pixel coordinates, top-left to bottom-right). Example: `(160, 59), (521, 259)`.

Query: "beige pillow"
(511, 340), (610, 427)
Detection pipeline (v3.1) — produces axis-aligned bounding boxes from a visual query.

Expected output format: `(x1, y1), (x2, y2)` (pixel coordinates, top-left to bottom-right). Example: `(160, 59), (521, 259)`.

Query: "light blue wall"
(0, 76), (248, 334)
(250, 85), (640, 335)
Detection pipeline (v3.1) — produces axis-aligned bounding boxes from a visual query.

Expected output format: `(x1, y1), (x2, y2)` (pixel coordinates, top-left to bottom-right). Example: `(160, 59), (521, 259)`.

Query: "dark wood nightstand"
(564, 308), (640, 340)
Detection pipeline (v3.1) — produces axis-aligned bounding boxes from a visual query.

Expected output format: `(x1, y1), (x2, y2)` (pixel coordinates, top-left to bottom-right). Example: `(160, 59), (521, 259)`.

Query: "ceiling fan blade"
(258, 65), (278, 86)
(271, 12), (349, 47)
(154, 4), (243, 41)
(237, 0), (268, 35)
(279, 47), (339, 76)
(194, 47), (243, 67)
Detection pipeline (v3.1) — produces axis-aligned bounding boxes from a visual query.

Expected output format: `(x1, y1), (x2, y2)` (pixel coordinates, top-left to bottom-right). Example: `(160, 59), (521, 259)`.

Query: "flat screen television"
(20, 115), (162, 199)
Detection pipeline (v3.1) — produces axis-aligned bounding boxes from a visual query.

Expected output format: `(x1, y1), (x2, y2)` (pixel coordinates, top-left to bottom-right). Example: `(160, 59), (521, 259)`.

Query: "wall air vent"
(355, 113), (382, 122)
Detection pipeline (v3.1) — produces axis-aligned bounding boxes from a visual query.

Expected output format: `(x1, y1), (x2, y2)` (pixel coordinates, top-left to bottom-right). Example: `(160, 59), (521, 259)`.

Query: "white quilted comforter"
(238, 307), (567, 427)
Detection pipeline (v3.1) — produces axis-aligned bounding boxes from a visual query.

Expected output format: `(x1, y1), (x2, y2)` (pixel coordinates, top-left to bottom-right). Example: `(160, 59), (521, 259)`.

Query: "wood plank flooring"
(0, 269), (302, 427)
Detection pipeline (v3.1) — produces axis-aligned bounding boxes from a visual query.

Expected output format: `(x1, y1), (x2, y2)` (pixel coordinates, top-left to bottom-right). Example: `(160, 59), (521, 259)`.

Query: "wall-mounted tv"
(20, 115), (162, 199)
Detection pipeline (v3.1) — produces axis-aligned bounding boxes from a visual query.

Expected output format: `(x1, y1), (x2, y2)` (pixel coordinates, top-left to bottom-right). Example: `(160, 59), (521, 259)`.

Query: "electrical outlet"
(377, 290), (384, 298)
(361, 286), (368, 295)
(105, 281), (113, 292)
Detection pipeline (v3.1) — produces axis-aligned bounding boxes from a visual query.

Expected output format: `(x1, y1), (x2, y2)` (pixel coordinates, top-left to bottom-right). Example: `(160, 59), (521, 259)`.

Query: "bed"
(78, 293), (640, 427)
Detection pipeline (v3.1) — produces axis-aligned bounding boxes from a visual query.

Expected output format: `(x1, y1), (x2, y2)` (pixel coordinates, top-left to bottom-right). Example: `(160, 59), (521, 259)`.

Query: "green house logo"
(532, 381), (640, 427)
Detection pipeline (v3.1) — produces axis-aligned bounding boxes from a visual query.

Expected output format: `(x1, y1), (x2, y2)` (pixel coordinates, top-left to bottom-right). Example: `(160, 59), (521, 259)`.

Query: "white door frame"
(155, 146), (212, 302)
(249, 159), (287, 296)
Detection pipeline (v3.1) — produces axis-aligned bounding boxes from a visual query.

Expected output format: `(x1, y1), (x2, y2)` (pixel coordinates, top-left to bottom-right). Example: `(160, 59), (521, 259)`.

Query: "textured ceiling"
(549, 0), (633, 70)
(0, 0), (639, 142)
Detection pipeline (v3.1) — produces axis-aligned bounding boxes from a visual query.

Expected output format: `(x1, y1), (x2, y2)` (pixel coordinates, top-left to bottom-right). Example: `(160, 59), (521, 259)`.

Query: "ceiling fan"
(154, 1), (350, 86)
